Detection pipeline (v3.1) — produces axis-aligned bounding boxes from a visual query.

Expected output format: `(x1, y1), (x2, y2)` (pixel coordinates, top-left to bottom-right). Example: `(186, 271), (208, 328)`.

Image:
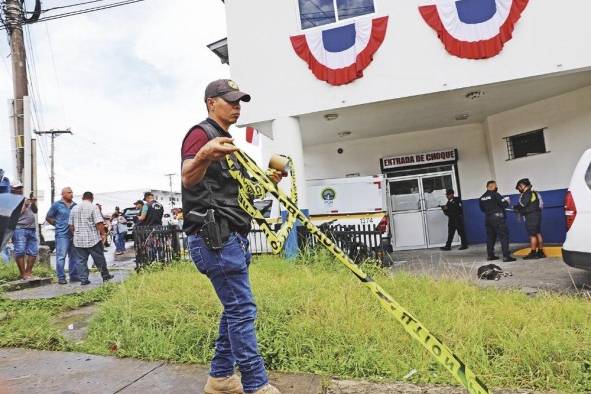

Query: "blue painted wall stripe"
(463, 188), (567, 245)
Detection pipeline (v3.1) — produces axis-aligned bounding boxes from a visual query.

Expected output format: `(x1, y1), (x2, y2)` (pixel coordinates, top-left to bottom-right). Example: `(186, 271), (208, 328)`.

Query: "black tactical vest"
(144, 202), (163, 226)
(181, 119), (252, 236)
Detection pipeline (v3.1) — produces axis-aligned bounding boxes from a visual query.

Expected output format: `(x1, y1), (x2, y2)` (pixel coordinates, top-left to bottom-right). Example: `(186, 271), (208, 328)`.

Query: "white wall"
(225, 0), (591, 125)
(304, 123), (492, 199)
(486, 85), (591, 193)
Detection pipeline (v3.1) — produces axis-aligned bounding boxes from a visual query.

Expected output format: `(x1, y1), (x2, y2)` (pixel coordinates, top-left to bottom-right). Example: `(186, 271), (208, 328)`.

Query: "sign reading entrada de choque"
(381, 149), (458, 170)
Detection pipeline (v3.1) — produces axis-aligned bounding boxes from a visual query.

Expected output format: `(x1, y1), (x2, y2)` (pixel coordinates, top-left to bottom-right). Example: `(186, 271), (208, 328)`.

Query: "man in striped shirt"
(69, 191), (113, 285)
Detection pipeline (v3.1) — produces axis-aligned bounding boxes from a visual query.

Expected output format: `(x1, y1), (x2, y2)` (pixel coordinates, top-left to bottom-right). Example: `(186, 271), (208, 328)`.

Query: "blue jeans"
(1, 244), (12, 263)
(188, 233), (268, 393)
(12, 228), (38, 257)
(73, 241), (111, 282)
(55, 236), (79, 281)
(115, 233), (127, 252)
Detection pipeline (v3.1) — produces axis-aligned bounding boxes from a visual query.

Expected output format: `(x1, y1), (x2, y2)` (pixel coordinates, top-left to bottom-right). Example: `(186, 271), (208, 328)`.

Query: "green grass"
(0, 284), (116, 350)
(0, 261), (55, 283)
(0, 252), (589, 392)
(70, 256), (591, 393)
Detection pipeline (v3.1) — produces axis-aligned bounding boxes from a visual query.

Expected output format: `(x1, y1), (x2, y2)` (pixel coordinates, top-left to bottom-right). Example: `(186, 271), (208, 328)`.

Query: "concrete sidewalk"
(0, 348), (538, 394)
(0, 348), (322, 394)
(2, 256), (136, 301)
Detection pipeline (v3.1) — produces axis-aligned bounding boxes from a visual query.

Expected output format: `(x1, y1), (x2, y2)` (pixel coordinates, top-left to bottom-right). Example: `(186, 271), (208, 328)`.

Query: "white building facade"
(215, 0), (591, 249)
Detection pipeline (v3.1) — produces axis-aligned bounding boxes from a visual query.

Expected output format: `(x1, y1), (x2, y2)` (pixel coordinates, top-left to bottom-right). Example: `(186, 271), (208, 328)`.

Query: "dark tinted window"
(298, 0), (374, 29)
(586, 162), (591, 190)
(506, 129), (547, 160)
(298, 0), (336, 29)
(337, 0), (375, 20)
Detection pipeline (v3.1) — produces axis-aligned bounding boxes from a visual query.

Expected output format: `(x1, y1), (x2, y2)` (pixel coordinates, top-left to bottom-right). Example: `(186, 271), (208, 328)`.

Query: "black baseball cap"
(204, 79), (251, 103)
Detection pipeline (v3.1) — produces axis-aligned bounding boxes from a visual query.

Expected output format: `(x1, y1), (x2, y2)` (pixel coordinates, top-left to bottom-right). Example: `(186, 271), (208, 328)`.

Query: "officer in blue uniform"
(514, 178), (545, 259)
(440, 189), (468, 251)
(479, 181), (516, 262)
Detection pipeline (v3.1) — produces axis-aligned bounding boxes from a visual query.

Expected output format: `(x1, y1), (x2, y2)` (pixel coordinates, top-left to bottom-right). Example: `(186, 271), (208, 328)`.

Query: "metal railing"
(298, 223), (384, 262)
(137, 222), (388, 266)
(133, 225), (182, 269)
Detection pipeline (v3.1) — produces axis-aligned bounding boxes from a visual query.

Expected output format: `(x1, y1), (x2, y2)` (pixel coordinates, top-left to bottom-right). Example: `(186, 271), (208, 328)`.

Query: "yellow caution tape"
(226, 150), (490, 394)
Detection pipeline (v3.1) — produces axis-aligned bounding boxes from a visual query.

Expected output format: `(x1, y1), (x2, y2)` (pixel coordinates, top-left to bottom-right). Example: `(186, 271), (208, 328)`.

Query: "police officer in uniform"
(440, 189), (468, 251)
(140, 192), (163, 226)
(514, 178), (545, 259)
(479, 181), (516, 262)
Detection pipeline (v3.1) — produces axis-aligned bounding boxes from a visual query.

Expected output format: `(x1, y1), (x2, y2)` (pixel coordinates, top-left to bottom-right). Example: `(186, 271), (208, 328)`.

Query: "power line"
(44, 23), (69, 124)
(0, 0), (146, 30)
(34, 0), (146, 23)
(29, 0), (113, 14)
(22, 23), (52, 180)
(24, 25), (45, 128)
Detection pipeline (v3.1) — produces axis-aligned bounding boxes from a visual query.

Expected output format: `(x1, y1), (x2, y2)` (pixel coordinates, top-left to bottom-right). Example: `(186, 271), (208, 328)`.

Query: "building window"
(505, 128), (548, 160)
(298, 0), (375, 30)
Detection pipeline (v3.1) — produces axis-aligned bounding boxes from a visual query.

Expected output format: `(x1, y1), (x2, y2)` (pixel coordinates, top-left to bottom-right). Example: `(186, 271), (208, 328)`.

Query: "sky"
(0, 0), (260, 213)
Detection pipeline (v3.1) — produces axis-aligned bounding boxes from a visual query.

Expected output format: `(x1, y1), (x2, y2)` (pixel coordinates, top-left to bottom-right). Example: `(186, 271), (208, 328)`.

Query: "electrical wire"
(28, 0), (112, 14)
(44, 24), (69, 125)
(0, 0), (146, 30)
(23, 24), (52, 179)
(34, 0), (145, 23)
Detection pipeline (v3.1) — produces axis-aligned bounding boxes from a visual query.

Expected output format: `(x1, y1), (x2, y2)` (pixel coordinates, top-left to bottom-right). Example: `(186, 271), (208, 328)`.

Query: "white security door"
(420, 173), (457, 248)
(387, 170), (459, 250)
(388, 178), (427, 249)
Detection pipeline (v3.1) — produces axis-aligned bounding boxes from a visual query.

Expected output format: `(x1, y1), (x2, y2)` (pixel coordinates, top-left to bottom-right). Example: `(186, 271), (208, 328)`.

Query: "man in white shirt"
(69, 191), (114, 285)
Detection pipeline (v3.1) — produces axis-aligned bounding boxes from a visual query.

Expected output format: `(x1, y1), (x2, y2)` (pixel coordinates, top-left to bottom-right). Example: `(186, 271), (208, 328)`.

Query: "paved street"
(388, 245), (591, 295)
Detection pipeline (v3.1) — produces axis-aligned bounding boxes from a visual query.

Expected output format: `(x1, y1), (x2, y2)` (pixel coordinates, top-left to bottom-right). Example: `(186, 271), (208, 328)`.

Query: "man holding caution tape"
(181, 79), (283, 394)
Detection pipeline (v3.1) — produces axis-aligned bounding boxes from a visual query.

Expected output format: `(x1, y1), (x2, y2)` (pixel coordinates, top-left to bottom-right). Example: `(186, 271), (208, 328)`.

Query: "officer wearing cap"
(440, 189), (468, 251)
(180, 79), (282, 394)
(479, 181), (516, 262)
(514, 178), (545, 259)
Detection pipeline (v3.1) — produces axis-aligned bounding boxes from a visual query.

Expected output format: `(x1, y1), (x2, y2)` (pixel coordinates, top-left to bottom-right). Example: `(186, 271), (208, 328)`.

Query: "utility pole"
(34, 129), (72, 204)
(164, 173), (176, 193)
(4, 0), (28, 183)
(164, 173), (176, 206)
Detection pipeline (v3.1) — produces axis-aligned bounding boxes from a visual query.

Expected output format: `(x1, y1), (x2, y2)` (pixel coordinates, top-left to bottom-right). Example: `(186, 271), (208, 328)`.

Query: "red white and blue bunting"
(290, 16), (388, 86)
(419, 0), (529, 59)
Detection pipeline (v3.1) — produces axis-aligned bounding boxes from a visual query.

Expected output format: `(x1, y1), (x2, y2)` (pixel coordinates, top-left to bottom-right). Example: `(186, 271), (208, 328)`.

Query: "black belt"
(487, 212), (505, 218)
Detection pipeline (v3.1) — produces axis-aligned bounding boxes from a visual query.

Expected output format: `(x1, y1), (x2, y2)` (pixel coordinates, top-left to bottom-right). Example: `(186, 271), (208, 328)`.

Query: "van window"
(586, 162), (591, 190)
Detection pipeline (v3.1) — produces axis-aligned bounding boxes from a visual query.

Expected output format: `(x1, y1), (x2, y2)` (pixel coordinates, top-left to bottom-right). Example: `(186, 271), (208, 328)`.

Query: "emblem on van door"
(321, 188), (337, 201)
(419, 0), (529, 59)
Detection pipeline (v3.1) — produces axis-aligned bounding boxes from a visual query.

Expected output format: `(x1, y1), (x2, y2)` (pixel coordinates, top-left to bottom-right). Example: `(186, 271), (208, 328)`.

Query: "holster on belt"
(188, 209), (231, 250)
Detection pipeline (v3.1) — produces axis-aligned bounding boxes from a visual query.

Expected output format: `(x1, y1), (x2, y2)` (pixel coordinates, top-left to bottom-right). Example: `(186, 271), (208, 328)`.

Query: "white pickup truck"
(563, 148), (591, 270)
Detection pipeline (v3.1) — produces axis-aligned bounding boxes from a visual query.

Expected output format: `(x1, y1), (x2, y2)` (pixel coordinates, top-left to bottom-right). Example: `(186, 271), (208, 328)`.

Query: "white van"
(563, 148), (591, 270)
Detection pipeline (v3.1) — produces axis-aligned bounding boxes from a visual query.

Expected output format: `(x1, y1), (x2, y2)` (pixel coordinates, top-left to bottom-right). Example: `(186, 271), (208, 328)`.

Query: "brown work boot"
(203, 374), (244, 394)
(252, 384), (282, 394)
